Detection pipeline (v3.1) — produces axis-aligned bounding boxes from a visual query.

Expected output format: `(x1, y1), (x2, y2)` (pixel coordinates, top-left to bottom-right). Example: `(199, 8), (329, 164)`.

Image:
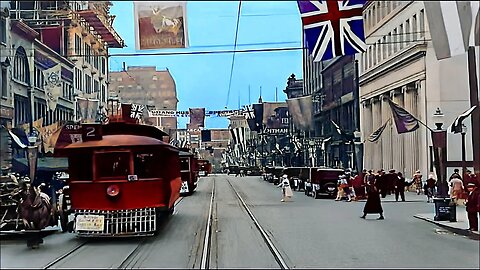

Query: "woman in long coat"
(361, 177), (384, 220)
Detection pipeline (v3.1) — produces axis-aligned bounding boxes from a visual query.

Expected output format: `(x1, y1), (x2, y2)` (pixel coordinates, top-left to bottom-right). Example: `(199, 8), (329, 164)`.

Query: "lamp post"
(431, 107), (448, 198)
(27, 134), (38, 183)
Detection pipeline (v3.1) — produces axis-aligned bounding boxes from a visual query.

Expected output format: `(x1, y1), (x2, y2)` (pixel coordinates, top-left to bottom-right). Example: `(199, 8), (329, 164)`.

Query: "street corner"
(414, 213), (480, 240)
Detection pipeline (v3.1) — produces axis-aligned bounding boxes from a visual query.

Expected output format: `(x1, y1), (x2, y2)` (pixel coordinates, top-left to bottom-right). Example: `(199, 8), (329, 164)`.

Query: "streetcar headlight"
(106, 185), (120, 197)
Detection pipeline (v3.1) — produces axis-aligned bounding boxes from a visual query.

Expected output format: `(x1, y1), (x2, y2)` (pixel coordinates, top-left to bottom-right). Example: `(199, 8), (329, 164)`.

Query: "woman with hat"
(465, 182), (479, 231)
(361, 175), (384, 220)
(277, 174), (293, 202)
(413, 170), (423, 195)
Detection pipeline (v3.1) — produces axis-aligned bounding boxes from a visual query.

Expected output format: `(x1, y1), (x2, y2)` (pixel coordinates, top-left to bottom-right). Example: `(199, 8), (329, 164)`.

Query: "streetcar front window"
(134, 152), (161, 178)
(95, 152), (131, 179)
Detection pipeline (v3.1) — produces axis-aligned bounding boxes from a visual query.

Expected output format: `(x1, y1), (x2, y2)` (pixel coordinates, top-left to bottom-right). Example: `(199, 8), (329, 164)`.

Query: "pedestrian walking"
(385, 169), (398, 196)
(449, 175), (464, 204)
(361, 176), (384, 220)
(413, 170), (423, 195)
(449, 168), (462, 181)
(352, 171), (366, 200)
(395, 172), (406, 202)
(425, 174), (436, 203)
(464, 182), (480, 232)
(277, 174), (293, 202)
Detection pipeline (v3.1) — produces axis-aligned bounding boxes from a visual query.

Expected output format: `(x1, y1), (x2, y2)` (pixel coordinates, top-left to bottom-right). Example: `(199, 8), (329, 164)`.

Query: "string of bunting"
(148, 109), (246, 117)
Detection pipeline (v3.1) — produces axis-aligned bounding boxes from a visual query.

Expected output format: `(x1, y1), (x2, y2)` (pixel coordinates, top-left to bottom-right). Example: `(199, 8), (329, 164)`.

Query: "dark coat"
(466, 188), (480, 213)
(363, 184), (383, 214)
(384, 173), (398, 189)
(395, 176), (406, 189)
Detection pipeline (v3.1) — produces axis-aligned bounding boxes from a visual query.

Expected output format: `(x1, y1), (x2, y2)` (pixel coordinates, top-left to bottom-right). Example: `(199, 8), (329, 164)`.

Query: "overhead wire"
(225, 0), (242, 109)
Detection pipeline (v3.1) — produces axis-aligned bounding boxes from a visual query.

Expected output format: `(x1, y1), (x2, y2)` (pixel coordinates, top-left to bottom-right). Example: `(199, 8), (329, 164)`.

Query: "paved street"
(1, 174), (479, 269)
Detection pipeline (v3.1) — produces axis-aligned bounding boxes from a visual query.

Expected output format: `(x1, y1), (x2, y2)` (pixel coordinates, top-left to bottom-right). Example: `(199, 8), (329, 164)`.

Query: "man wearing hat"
(465, 182), (480, 232)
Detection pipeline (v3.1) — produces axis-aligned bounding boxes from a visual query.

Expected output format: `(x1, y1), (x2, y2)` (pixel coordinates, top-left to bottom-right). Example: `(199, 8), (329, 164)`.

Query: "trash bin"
(433, 197), (457, 222)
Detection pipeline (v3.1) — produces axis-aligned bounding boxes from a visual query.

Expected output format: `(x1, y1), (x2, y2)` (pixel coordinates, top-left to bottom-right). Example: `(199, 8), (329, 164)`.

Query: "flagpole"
(467, 46), (480, 174)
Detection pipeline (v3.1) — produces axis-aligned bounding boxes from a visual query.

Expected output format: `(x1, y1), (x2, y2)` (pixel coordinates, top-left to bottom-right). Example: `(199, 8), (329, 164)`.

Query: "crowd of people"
(275, 167), (479, 229)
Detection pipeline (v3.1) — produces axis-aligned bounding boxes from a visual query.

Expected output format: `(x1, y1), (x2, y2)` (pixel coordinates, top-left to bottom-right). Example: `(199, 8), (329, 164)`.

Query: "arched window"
(13, 46), (30, 84)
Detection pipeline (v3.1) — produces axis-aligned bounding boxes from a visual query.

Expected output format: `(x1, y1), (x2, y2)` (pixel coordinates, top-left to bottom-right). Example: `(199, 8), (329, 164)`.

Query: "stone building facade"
(108, 66), (178, 137)
(358, 0), (477, 177)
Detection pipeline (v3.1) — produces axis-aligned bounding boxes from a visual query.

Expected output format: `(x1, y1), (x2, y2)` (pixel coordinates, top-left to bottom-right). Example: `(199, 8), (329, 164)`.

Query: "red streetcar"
(179, 150), (199, 196)
(197, 159), (212, 176)
(54, 121), (182, 237)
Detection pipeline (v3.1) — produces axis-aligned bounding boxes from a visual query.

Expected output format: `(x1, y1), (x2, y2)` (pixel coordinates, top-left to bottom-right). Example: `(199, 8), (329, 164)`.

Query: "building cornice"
(359, 42), (427, 86)
(11, 20), (39, 41)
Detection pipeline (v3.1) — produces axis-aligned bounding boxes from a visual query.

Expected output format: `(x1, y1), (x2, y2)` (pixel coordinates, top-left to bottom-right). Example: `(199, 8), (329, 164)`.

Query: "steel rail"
(43, 196), (186, 269)
(226, 179), (290, 270)
(42, 240), (89, 269)
(200, 178), (215, 269)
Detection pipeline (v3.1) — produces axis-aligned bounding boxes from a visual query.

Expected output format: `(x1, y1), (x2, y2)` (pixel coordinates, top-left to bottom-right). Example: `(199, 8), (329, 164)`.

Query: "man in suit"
(465, 182), (480, 232)
(395, 172), (406, 202)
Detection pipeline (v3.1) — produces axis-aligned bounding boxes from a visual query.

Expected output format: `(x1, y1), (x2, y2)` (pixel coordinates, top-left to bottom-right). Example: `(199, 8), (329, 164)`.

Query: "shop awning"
(12, 157), (68, 174)
(76, 10), (125, 48)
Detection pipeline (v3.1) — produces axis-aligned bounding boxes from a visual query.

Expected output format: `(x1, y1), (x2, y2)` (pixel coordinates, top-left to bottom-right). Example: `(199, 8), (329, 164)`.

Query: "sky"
(109, 1), (303, 129)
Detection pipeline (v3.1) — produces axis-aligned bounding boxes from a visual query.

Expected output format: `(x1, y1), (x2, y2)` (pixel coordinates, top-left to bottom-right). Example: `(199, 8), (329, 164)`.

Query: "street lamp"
(27, 134), (38, 183)
(431, 107), (448, 198)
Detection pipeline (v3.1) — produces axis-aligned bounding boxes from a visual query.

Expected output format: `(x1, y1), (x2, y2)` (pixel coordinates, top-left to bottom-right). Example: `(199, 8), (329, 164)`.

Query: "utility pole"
(275, 87), (278, 102)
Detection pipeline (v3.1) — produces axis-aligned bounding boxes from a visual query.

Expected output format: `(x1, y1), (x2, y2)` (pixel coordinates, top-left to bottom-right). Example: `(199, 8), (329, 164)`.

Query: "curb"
(413, 215), (480, 240)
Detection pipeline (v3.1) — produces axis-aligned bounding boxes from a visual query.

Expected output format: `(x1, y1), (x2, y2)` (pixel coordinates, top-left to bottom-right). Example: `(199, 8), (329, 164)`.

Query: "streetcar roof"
(61, 134), (177, 150)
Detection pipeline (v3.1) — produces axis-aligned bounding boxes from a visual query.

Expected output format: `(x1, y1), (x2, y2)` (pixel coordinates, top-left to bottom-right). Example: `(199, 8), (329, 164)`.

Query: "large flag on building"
(43, 64), (62, 111)
(368, 118), (391, 143)
(134, 1), (189, 50)
(387, 99), (419, 134)
(252, 103), (264, 132)
(201, 129), (212, 142)
(297, 0), (367, 62)
(424, 1), (479, 60)
(287, 95), (313, 131)
(263, 102), (288, 130)
(189, 108), (205, 129)
(450, 105), (477, 133)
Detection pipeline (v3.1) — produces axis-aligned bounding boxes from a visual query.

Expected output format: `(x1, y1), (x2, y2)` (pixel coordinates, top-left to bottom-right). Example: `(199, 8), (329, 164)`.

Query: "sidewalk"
(414, 202), (480, 240)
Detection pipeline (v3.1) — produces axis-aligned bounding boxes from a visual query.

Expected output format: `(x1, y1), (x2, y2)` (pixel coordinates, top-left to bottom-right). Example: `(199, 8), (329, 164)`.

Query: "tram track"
(199, 177), (289, 269)
(43, 196), (186, 269)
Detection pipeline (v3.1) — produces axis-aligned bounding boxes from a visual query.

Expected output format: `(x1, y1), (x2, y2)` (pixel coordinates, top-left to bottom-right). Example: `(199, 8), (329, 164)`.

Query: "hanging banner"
(134, 1), (189, 50)
(43, 64), (62, 111)
(147, 109), (244, 117)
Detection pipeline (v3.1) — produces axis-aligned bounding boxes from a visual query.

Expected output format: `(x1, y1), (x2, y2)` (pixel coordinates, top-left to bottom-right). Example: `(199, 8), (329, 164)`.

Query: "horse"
(18, 183), (53, 231)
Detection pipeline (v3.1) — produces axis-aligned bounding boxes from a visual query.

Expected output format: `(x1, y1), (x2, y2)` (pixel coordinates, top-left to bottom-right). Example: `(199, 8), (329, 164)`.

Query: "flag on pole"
(368, 118), (391, 143)
(287, 95), (313, 131)
(387, 99), (419, 134)
(424, 1), (478, 60)
(130, 103), (145, 120)
(450, 105), (477, 133)
(297, 0), (367, 62)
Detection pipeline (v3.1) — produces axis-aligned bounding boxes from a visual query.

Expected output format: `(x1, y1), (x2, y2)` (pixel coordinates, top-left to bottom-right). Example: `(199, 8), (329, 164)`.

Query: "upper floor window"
(0, 15), (6, 44)
(13, 47), (29, 84)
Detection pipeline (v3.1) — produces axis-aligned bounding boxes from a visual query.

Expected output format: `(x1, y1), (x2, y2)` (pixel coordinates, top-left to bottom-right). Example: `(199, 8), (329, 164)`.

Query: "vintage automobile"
(309, 167), (344, 199)
(54, 120), (182, 237)
(263, 166), (285, 184)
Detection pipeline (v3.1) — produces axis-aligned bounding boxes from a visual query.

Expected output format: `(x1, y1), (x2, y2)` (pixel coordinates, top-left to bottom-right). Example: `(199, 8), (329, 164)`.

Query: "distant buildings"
(108, 66), (178, 137)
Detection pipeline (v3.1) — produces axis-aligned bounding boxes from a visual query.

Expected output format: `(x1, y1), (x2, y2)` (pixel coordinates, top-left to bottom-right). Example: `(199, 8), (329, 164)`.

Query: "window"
(412, 15), (417, 41)
(85, 43), (91, 63)
(69, 155), (93, 181)
(101, 56), (106, 75)
(134, 152), (161, 178)
(95, 151), (131, 179)
(393, 28), (398, 53)
(1, 68), (7, 96)
(34, 66), (44, 89)
(405, 19), (410, 44)
(399, 24), (404, 49)
(13, 47), (29, 84)
(419, 9), (425, 38)
(75, 34), (82, 55)
(85, 74), (92, 94)
(0, 16), (6, 44)
(94, 80), (99, 93)
(75, 68), (82, 92)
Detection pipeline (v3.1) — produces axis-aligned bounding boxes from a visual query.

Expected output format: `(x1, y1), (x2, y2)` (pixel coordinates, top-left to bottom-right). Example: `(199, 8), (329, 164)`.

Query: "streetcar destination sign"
(75, 215), (105, 231)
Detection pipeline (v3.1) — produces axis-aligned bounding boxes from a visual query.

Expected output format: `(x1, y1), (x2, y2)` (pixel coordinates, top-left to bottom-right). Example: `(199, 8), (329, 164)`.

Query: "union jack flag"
(298, 0), (367, 62)
(243, 105), (255, 119)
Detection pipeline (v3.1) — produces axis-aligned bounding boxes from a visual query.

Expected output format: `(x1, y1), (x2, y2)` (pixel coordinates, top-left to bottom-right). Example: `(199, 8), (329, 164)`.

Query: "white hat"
(283, 174), (288, 178)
